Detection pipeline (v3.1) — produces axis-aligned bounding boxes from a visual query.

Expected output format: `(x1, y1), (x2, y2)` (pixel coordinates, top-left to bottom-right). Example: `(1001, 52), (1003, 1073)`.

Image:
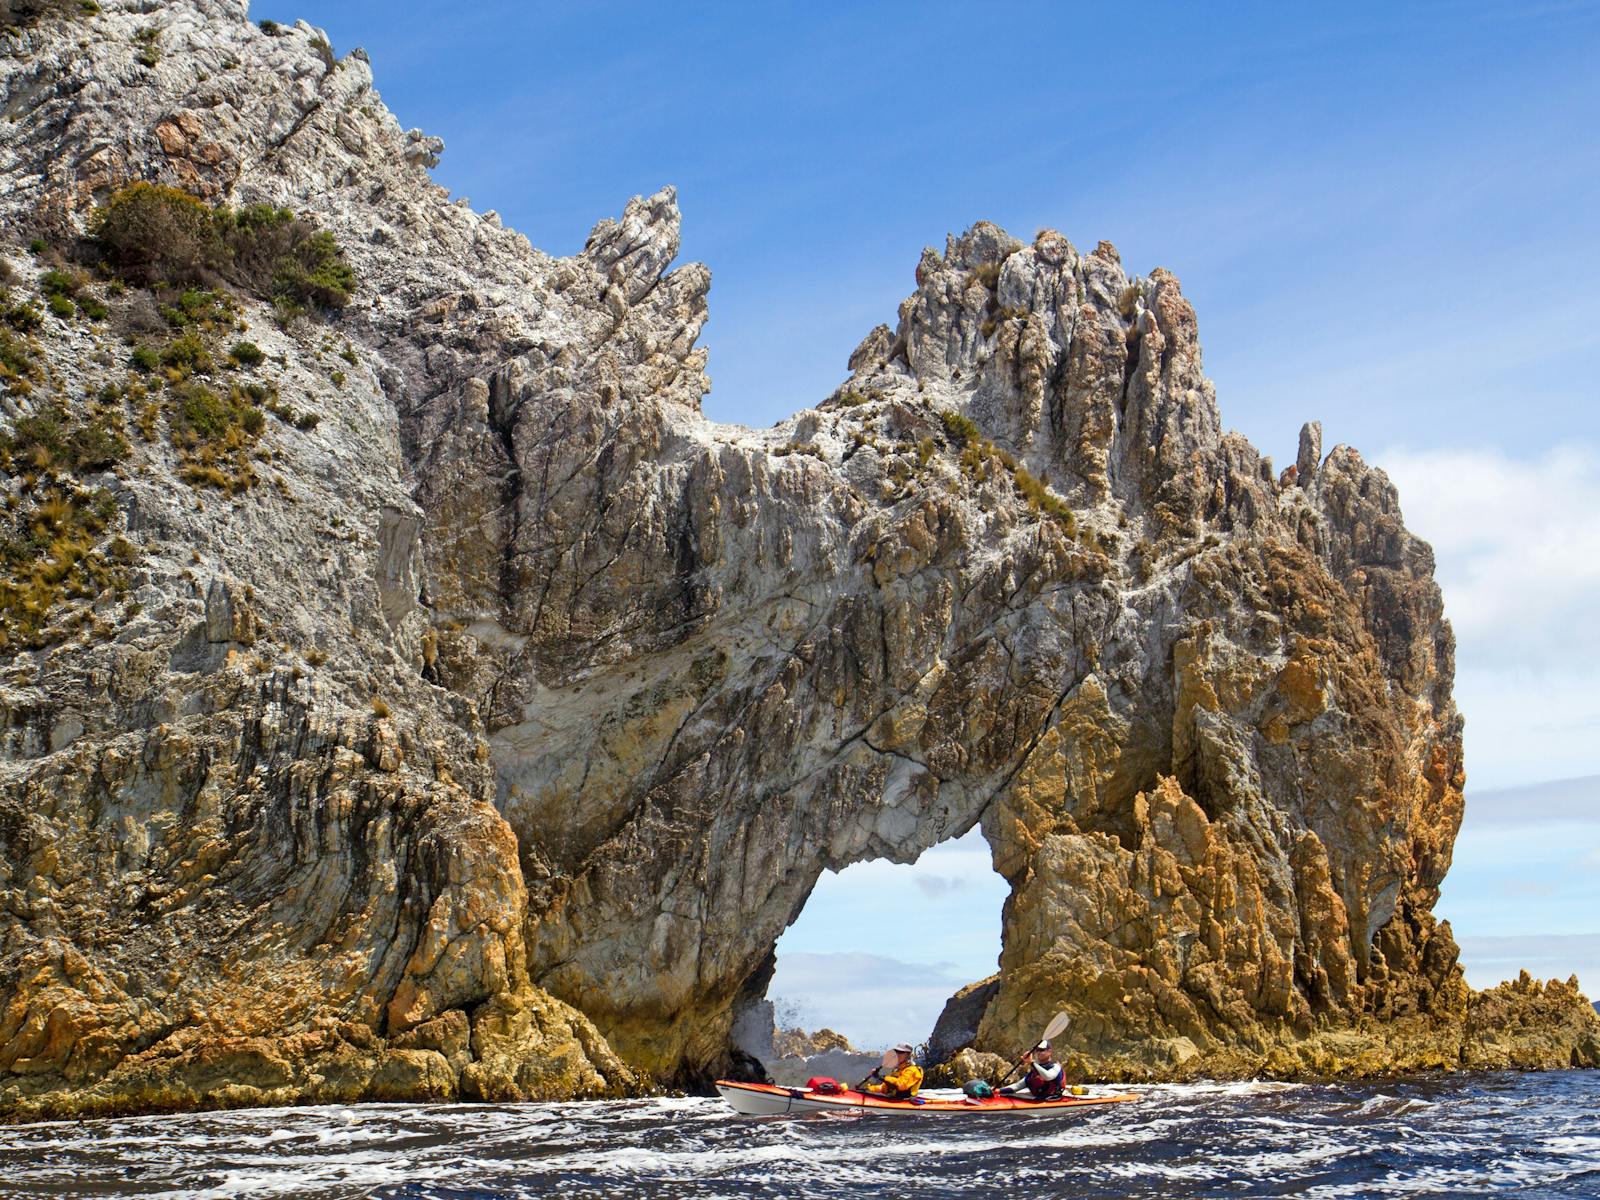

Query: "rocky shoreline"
(1, 0), (1596, 1121)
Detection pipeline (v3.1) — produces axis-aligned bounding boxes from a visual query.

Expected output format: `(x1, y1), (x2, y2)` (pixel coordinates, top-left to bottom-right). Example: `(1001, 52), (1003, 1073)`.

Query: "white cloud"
(911, 873), (974, 898)
(772, 828), (1007, 1047)
(1438, 802), (1600, 944)
(767, 951), (972, 1051)
(1378, 443), (1600, 664)
(1464, 774), (1600, 826)
(1377, 443), (1600, 788)
(1455, 933), (1600, 995)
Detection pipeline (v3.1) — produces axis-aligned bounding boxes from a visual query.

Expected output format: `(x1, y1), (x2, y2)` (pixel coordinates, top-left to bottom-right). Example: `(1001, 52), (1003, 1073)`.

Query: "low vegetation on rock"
(0, 0), (97, 30)
(0, 181), (352, 504)
(92, 182), (355, 320)
(132, 24), (159, 68)
(938, 407), (1075, 528)
(0, 397), (134, 650)
(167, 379), (265, 491)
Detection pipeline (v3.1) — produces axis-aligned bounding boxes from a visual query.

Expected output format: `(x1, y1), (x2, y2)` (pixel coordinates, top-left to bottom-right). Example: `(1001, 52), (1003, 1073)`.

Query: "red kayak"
(715, 1079), (1141, 1118)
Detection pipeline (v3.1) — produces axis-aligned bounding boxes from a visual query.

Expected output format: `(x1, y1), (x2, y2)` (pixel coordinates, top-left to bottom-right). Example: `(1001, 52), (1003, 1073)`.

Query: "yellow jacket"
(865, 1061), (923, 1098)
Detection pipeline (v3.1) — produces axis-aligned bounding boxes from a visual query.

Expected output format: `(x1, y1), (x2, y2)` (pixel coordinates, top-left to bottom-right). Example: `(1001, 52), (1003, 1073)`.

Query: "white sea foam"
(1, 1073), (1595, 1199)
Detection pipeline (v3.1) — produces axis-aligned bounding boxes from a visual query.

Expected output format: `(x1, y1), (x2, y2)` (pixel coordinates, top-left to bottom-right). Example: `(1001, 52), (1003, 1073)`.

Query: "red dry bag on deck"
(806, 1077), (843, 1094)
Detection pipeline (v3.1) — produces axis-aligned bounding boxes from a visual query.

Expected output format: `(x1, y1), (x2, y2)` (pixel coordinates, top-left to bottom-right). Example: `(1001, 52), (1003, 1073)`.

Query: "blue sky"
(256, 1), (1600, 1047)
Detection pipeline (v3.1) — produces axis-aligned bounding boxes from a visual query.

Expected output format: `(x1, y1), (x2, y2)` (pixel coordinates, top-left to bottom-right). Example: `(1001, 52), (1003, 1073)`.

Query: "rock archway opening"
(736, 827), (1009, 1077)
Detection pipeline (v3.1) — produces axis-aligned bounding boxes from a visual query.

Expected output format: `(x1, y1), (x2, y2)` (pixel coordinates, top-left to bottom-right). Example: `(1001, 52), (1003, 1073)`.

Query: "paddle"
(995, 1010), (1071, 1088)
(855, 1049), (897, 1091)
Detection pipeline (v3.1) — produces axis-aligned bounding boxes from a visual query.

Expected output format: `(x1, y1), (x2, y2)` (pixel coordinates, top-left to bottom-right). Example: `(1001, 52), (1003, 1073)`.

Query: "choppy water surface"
(2, 1071), (1597, 1199)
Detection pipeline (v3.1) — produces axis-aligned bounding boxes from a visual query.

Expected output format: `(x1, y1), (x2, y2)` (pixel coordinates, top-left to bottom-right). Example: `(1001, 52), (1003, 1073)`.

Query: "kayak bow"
(714, 1080), (1140, 1117)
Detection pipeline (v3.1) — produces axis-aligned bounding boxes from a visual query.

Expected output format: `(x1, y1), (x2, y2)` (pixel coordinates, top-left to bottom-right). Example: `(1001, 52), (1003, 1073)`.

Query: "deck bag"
(963, 1079), (995, 1099)
(806, 1077), (843, 1094)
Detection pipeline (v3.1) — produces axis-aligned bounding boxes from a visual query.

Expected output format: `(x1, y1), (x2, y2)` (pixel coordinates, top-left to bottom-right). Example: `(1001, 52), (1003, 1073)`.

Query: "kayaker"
(862, 1043), (923, 1099)
(998, 1039), (1065, 1100)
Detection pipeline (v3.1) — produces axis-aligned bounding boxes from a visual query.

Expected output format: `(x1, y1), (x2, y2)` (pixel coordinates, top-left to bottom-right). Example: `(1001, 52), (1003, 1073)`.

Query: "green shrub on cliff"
(0, 480), (125, 650)
(0, 0), (98, 30)
(265, 394), (321, 431)
(218, 204), (355, 311)
(92, 183), (355, 316)
(1014, 464), (1074, 528)
(92, 184), (216, 286)
(933, 408), (1074, 529)
(39, 268), (80, 300)
(967, 262), (1001, 290)
(133, 25), (159, 67)
(3, 300), (42, 332)
(160, 331), (214, 376)
(267, 229), (354, 317)
(172, 381), (263, 441)
(158, 287), (230, 330)
(228, 340), (265, 367)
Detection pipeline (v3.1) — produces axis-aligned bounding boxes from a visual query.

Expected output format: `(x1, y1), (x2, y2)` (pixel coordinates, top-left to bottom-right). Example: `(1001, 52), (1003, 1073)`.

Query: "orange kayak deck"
(715, 1080), (1142, 1117)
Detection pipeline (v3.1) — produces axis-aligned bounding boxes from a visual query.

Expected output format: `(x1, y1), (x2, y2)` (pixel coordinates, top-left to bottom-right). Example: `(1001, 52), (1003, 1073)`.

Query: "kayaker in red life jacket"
(862, 1043), (924, 1099)
(998, 1040), (1065, 1100)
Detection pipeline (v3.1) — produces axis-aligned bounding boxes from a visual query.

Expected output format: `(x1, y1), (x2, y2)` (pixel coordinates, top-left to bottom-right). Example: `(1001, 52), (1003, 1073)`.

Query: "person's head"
(891, 1042), (914, 1065)
(1033, 1039), (1054, 1062)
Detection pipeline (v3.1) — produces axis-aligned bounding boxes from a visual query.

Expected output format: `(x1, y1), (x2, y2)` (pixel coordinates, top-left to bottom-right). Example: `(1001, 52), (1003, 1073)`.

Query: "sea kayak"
(715, 1080), (1141, 1117)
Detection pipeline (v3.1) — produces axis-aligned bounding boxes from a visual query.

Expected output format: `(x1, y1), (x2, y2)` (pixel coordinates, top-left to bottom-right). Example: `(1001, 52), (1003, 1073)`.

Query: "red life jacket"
(1024, 1063), (1065, 1099)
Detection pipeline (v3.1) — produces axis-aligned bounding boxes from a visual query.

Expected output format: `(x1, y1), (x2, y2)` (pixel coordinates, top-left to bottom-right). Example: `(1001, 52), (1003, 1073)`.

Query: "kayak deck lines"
(714, 1080), (1142, 1117)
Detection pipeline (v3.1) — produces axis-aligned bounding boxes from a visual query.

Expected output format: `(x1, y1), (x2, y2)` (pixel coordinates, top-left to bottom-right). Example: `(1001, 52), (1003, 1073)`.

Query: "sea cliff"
(1, 0), (1596, 1119)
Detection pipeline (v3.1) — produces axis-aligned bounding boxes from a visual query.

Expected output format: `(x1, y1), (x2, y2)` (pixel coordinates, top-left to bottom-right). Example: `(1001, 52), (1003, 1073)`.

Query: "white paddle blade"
(878, 1050), (897, 1070)
(1041, 1010), (1070, 1042)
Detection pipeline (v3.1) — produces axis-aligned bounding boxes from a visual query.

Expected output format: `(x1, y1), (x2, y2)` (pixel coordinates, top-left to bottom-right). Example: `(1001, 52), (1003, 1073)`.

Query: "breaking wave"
(2, 1071), (1597, 1198)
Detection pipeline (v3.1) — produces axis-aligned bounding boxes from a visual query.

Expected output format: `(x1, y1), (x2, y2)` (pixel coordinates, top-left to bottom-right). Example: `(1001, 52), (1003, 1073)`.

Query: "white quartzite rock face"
(1, 0), (1595, 1117)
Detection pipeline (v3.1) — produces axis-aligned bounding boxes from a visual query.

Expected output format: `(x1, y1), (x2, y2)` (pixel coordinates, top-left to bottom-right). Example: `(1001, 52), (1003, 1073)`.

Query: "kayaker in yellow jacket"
(863, 1043), (923, 1098)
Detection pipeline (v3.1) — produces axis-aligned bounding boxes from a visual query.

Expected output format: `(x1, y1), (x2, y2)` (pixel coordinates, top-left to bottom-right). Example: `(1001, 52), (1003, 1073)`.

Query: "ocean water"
(2, 1071), (1597, 1199)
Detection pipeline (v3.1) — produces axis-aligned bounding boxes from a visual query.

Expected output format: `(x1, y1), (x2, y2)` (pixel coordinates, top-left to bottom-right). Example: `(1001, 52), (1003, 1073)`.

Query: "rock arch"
(413, 200), (1467, 1083)
(7, 3), (1590, 1121)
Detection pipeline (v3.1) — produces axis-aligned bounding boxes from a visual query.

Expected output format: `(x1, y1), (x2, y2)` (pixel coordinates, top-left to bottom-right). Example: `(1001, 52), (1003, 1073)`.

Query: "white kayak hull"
(715, 1080), (1141, 1118)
